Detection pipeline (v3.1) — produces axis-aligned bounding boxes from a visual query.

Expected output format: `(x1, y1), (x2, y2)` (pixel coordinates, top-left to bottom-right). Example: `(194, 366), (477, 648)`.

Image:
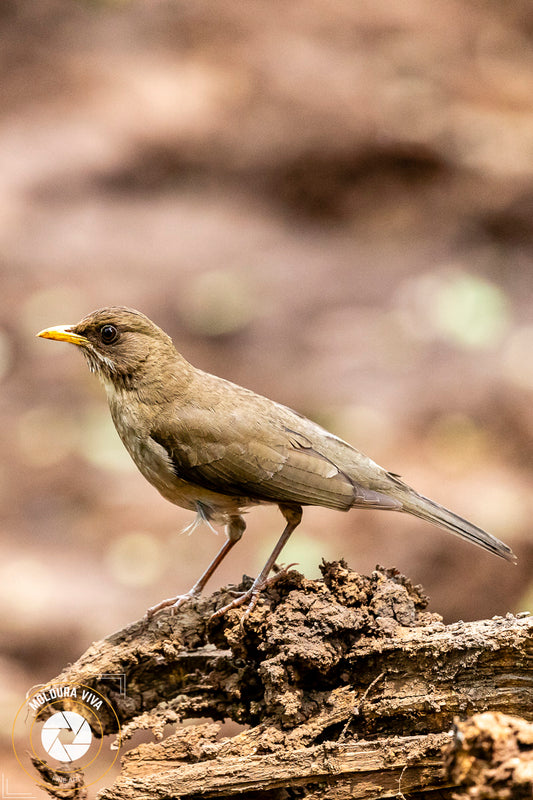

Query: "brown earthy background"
(2, 0), (533, 793)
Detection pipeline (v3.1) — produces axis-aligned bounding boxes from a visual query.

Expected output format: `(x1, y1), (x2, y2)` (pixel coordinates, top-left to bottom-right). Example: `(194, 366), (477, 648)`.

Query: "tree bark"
(37, 562), (533, 798)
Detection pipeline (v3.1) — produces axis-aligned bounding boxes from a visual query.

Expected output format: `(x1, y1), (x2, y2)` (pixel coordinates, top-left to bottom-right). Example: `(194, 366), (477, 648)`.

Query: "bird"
(37, 306), (515, 617)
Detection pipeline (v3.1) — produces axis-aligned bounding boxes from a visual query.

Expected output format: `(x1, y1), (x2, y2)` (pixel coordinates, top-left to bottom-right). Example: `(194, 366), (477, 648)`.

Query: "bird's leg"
(146, 515), (246, 617)
(211, 504), (303, 620)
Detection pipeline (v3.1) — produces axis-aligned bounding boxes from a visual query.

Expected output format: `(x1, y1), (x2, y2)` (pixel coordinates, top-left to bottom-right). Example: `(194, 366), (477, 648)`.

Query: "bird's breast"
(108, 393), (182, 494)
(106, 389), (254, 518)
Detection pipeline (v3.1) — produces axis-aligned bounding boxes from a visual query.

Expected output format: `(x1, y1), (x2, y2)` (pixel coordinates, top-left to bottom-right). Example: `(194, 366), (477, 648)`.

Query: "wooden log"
(37, 562), (533, 798)
(102, 730), (452, 799)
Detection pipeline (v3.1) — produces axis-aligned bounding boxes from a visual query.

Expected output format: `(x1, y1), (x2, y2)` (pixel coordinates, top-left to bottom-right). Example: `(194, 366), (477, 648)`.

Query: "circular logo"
(13, 682), (121, 790)
(41, 711), (92, 762)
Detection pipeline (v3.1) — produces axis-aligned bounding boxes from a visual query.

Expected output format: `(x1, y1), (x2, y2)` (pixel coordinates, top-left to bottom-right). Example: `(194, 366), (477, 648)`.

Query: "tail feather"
(399, 490), (516, 562)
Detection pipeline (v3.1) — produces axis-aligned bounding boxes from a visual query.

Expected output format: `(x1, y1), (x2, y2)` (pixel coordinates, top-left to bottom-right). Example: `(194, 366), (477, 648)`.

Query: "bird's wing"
(149, 402), (400, 511)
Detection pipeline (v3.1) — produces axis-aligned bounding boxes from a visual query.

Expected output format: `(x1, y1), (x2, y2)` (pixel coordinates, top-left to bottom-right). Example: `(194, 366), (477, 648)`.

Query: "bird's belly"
(120, 425), (256, 519)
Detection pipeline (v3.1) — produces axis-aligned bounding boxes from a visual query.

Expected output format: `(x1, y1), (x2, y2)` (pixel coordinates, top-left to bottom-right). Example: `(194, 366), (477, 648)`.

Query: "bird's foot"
(210, 586), (260, 621)
(211, 562), (298, 621)
(146, 588), (199, 619)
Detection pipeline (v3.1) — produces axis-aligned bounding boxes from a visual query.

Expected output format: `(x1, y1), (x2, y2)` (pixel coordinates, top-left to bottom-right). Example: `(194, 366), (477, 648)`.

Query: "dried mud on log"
(447, 712), (533, 799)
(37, 561), (533, 798)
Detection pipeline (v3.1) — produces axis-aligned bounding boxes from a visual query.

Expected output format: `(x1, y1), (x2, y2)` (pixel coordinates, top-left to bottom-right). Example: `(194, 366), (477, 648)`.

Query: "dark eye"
(100, 324), (119, 345)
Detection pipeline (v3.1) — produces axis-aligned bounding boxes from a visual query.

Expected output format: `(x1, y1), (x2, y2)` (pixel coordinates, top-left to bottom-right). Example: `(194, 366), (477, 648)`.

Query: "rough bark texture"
(38, 562), (533, 798)
(446, 713), (533, 799)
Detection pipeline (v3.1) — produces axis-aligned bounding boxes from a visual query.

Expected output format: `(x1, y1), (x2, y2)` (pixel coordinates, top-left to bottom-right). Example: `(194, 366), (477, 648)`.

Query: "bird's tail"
(398, 488), (516, 562)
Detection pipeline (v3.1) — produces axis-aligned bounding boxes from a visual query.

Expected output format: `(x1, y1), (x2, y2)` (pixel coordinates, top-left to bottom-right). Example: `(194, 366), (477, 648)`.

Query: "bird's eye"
(100, 324), (119, 345)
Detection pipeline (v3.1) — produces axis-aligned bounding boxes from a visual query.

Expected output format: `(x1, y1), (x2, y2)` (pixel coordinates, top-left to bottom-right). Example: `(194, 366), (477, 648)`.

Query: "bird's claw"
(146, 590), (197, 619)
(148, 563), (300, 621)
(273, 561), (298, 575)
(211, 562), (299, 621)
(210, 587), (260, 622)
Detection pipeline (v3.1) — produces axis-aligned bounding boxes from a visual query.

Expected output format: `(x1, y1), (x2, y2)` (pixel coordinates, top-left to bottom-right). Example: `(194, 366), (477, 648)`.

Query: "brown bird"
(37, 307), (515, 617)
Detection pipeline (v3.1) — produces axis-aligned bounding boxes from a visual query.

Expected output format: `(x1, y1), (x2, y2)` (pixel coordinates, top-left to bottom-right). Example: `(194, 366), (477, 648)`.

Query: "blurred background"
(2, 0), (533, 792)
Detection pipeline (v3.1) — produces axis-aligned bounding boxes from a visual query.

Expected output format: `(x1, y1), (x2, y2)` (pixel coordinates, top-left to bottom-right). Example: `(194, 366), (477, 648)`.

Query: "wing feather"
(150, 406), (399, 511)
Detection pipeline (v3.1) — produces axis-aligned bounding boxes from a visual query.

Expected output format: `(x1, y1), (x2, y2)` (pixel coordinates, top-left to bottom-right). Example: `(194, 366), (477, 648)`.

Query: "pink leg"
(147, 515), (246, 617)
(211, 504), (303, 619)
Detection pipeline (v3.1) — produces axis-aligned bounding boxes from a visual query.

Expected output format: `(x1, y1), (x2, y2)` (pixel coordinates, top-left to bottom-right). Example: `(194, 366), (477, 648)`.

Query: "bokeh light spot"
(0, 557), (55, 616)
(396, 269), (511, 349)
(78, 407), (135, 472)
(18, 406), (79, 467)
(425, 413), (489, 474)
(433, 271), (511, 349)
(179, 269), (258, 336)
(105, 531), (162, 587)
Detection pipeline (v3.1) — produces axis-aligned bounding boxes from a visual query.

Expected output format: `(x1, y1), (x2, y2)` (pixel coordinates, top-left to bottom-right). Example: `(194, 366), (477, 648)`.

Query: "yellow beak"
(36, 325), (89, 347)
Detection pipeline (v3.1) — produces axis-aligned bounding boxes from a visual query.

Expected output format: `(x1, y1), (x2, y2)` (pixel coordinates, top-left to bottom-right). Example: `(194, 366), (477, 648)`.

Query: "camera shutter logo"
(12, 682), (122, 789)
(41, 710), (92, 762)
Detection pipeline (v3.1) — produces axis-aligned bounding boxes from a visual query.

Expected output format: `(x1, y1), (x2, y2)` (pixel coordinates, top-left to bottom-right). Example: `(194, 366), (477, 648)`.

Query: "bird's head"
(37, 307), (181, 391)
